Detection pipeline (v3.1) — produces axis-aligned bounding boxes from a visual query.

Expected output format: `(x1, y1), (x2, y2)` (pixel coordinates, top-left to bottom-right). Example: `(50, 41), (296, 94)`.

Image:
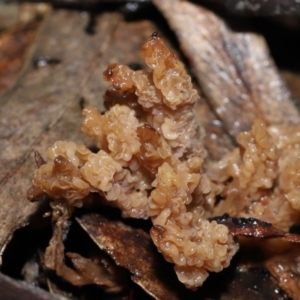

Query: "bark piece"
(76, 212), (183, 300)
(152, 0), (300, 137)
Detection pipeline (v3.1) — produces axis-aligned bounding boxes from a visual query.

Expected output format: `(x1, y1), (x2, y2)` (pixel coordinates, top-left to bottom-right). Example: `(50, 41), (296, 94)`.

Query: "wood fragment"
(152, 0), (300, 138)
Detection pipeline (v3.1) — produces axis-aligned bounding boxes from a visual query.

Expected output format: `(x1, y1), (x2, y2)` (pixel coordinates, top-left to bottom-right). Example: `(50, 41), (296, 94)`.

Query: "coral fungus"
(28, 33), (300, 290)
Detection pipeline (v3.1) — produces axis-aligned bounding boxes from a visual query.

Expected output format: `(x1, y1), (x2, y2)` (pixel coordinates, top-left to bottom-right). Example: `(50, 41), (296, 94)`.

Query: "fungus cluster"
(28, 33), (300, 289)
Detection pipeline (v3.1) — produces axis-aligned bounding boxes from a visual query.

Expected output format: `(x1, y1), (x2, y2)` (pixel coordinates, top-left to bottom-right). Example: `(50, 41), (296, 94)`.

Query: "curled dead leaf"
(76, 212), (185, 300)
(211, 214), (300, 242)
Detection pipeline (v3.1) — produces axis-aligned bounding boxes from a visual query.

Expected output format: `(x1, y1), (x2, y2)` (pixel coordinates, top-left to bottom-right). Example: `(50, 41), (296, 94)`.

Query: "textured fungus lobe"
(28, 34), (242, 289)
(28, 33), (300, 290)
(29, 33), (300, 291)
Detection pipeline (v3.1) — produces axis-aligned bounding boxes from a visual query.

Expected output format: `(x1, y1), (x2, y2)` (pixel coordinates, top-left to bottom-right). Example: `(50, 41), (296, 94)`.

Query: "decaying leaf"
(0, 3), (19, 30)
(0, 3), (51, 96)
(152, 0), (300, 137)
(76, 212), (184, 300)
(0, 9), (122, 257)
(0, 21), (41, 95)
(211, 214), (300, 242)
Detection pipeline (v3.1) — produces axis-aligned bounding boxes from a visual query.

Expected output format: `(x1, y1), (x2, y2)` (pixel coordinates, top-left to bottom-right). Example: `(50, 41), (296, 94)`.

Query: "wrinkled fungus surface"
(28, 34), (300, 290)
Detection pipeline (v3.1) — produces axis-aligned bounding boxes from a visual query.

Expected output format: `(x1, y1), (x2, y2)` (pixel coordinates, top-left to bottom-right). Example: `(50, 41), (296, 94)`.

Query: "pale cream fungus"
(28, 33), (300, 289)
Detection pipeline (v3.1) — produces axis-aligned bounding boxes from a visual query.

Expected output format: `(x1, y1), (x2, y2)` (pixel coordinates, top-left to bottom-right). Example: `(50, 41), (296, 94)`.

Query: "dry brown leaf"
(0, 9), (121, 257)
(153, 0), (300, 137)
(76, 212), (184, 300)
(0, 21), (41, 95)
(0, 3), (51, 95)
(0, 3), (19, 30)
